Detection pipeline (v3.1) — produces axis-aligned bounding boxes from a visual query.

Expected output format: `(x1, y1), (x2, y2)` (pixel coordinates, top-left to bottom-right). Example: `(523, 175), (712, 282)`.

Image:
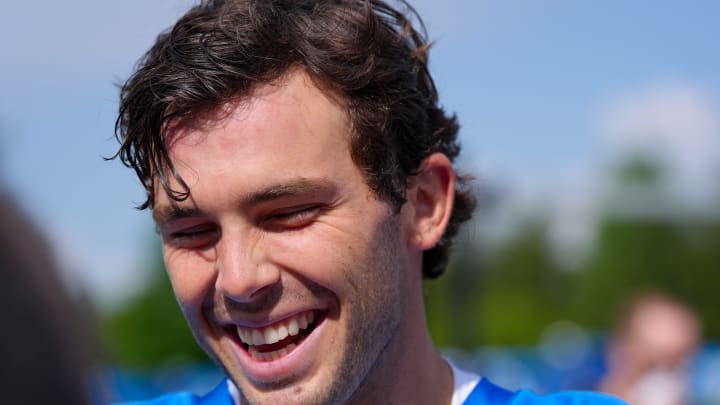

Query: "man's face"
(153, 71), (417, 404)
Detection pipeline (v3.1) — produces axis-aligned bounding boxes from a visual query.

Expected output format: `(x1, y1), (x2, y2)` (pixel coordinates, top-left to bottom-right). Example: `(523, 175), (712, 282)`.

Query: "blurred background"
(1, 0), (719, 404)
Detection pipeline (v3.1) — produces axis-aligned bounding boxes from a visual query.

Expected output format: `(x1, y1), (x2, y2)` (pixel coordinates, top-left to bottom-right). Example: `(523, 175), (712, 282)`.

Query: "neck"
(346, 281), (454, 405)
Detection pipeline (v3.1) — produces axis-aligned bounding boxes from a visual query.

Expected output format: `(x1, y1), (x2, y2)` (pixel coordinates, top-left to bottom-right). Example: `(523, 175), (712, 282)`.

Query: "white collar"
(446, 356), (482, 405)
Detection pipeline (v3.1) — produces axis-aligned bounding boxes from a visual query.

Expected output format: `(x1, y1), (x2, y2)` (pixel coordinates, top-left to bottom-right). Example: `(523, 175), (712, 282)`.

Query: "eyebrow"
(152, 178), (336, 226)
(245, 178), (334, 206)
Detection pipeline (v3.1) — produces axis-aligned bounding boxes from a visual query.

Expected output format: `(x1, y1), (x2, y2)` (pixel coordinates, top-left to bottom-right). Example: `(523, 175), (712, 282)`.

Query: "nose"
(214, 233), (280, 303)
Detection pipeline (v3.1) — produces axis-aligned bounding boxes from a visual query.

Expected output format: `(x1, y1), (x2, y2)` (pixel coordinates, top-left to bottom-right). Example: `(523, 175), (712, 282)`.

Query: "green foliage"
(577, 220), (684, 326)
(425, 157), (720, 348)
(426, 214), (720, 349)
(576, 218), (720, 335)
(426, 223), (576, 347)
(100, 251), (208, 368)
(425, 253), (485, 349)
(617, 157), (664, 184)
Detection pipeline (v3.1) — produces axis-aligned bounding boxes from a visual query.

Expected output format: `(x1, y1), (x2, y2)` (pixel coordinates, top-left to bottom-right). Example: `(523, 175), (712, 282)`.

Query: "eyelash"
(167, 226), (218, 248)
(266, 205), (321, 229)
(163, 205), (322, 248)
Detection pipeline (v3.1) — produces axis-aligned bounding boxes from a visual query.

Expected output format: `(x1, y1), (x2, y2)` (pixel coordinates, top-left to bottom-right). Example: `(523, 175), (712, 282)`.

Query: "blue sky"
(2, 1), (719, 310)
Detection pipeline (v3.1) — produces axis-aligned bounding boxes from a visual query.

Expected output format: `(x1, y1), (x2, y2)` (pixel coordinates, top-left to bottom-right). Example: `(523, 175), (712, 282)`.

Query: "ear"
(405, 153), (455, 250)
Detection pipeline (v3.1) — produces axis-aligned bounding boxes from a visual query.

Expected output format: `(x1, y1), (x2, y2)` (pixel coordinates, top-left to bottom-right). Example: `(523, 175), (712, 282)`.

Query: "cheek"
(267, 225), (368, 294)
(163, 249), (216, 311)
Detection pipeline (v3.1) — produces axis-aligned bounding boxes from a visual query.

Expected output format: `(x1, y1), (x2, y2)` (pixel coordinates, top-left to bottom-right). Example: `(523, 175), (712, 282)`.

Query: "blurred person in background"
(599, 291), (701, 405)
(0, 192), (92, 404)
(112, 0), (626, 403)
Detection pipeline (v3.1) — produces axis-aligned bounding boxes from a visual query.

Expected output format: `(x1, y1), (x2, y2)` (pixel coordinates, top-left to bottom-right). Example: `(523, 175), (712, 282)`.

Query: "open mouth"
(232, 310), (323, 362)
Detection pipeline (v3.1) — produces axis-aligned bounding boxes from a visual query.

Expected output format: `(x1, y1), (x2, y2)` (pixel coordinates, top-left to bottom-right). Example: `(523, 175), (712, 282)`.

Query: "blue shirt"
(464, 378), (627, 404)
(117, 378), (627, 404)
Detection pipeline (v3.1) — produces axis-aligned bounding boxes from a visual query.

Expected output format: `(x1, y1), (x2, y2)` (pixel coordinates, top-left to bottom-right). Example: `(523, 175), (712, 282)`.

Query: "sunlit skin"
(153, 70), (456, 404)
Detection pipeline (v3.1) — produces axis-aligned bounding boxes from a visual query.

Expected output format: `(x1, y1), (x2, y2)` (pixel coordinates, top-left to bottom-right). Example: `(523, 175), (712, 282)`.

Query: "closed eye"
(264, 204), (323, 231)
(165, 224), (219, 249)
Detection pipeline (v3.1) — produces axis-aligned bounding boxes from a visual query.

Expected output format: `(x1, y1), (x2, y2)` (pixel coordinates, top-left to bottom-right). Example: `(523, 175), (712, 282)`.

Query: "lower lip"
(229, 314), (328, 383)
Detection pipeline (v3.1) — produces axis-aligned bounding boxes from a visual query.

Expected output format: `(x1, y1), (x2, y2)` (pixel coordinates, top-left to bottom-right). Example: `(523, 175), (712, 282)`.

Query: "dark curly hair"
(113, 0), (475, 278)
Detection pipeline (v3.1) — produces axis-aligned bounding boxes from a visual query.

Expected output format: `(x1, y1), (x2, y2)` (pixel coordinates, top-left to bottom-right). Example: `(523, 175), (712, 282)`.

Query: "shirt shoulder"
(112, 379), (234, 405)
(513, 389), (628, 405)
(464, 378), (628, 405)
(113, 391), (199, 405)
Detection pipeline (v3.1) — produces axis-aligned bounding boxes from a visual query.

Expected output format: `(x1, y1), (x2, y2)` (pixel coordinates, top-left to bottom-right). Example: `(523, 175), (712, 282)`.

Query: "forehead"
(156, 70), (356, 207)
(166, 70), (347, 147)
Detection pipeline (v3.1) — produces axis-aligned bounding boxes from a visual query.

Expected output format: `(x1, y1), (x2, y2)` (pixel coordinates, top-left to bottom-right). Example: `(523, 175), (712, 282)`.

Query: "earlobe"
(406, 153), (455, 250)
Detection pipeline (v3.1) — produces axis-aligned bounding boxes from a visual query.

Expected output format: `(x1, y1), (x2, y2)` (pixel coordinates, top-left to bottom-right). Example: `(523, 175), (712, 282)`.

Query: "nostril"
(215, 257), (282, 303)
(221, 283), (283, 311)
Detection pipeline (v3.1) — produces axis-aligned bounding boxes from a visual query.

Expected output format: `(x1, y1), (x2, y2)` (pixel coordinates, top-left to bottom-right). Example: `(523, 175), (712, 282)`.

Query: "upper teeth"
(237, 311), (316, 346)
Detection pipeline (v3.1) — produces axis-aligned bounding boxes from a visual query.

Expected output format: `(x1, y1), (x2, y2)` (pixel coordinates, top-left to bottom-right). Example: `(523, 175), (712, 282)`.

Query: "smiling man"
(113, 1), (626, 404)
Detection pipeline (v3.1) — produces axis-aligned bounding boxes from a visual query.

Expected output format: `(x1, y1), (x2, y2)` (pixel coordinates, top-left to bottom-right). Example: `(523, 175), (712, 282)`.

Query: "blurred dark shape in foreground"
(599, 291), (701, 405)
(0, 192), (92, 404)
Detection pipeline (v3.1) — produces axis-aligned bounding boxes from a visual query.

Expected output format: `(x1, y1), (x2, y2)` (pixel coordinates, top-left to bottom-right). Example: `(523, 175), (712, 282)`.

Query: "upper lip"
(216, 307), (321, 329)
